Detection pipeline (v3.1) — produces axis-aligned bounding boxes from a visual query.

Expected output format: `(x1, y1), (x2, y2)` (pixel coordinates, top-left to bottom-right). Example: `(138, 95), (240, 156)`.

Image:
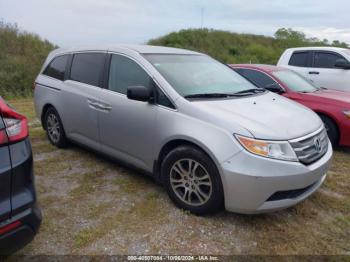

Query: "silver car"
(34, 45), (332, 214)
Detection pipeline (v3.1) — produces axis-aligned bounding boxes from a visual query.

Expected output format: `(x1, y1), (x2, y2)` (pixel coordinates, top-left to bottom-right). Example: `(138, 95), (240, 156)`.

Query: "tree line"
(148, 28), (348, 64)
(0, 21), (348, 98)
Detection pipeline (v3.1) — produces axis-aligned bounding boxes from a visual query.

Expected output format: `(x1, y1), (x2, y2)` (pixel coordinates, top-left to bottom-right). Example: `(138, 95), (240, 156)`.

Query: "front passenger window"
(313, 52), (346, 69)
(108, 55), (152, 94)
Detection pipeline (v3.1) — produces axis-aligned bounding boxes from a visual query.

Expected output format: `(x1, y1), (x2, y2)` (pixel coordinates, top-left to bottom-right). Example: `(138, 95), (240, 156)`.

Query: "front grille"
(290, 128), (328, 165)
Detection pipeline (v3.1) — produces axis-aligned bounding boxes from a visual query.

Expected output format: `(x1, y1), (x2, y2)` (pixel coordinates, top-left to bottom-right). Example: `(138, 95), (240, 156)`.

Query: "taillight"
(0, 99), (28, 144)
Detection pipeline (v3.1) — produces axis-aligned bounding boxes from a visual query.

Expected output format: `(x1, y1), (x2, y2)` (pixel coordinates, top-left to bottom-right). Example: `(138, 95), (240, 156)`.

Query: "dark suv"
(0, 97), (41, 255)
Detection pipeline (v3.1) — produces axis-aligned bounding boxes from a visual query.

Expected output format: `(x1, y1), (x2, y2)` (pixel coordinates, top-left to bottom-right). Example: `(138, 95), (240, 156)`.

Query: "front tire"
(319, 115), (338, 147)
(161, 146), (224, 215)
(44, 107), (69, 148)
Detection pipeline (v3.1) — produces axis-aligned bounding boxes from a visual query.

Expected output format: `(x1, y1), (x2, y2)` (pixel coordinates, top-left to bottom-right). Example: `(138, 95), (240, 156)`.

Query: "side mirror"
(265, 83), (285, 94)
(127, 86), (153, 102)
(335, 59), (350, 69)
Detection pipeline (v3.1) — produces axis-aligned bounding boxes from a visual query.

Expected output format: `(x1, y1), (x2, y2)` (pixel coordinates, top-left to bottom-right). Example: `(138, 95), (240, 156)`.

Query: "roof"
(284, 46), (349, 52)
(121, 45), (201, 54)
(229, 64), (286, 73)
(51, 44), (201, 56)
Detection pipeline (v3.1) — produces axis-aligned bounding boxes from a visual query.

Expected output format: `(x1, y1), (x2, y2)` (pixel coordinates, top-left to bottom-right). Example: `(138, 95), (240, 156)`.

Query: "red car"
(230, 64), (350, 147)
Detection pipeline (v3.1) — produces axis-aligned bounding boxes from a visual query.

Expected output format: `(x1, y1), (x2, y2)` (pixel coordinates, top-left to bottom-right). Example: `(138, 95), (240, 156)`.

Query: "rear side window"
(288, 52), (309, 67)
(43, 55), (69, 81)
(313, 52), (345, 68)
(108, 54), (152, 95)
(235, 68), (277, 89)
(70, 53), (105, 86)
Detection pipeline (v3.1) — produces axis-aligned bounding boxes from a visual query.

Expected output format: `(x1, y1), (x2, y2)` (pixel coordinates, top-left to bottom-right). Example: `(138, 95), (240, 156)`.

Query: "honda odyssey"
(34, 45), (332, 214)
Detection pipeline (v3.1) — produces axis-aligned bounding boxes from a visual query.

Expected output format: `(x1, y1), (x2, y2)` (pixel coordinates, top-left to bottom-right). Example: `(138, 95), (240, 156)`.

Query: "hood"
(302, 89), (350, 106)
(190, 92), (323, 140)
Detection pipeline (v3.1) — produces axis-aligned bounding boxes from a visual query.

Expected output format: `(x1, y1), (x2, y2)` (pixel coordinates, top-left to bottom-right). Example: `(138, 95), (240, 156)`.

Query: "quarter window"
(235, 68), (277, 89)
(108, 54), (152, 95)
(156, 88), (175, 109)
(289, 52), (309, 67)
(70, 53), (105, 86)
(313, 52), (345, 68)
(43, 55), (69, 81)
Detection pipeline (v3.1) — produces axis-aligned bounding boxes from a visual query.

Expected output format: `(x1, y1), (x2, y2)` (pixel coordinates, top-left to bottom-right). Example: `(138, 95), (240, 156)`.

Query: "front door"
(309, 51), (350, 91)
(98, 54), (157, 171)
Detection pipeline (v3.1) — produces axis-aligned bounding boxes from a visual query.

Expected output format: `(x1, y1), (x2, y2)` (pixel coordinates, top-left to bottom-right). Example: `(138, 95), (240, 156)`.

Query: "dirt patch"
(34, 150), (63, 162)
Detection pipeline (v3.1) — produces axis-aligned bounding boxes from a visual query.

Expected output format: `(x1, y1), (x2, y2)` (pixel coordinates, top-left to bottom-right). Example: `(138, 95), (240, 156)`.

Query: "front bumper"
(220, 141), (333, 214)
(0, 204), (42, 255)
(339, 119), (350, 147)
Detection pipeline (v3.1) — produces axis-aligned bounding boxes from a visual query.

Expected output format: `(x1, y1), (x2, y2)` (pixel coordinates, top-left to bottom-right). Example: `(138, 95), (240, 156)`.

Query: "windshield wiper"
(184, 93), (234, 99)
(184, 89), (266, 99)
(233, 88), (266, 95)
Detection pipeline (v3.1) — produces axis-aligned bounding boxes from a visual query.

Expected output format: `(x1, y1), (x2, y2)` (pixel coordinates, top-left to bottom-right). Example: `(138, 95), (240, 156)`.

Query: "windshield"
(272, 70), (318, 93)
(143, 54), (257, 97)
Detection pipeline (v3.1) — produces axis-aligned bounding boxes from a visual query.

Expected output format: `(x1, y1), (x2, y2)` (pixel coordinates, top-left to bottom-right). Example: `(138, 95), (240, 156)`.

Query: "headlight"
(343, 111), (350, 119)
(235, 134), (298, 162)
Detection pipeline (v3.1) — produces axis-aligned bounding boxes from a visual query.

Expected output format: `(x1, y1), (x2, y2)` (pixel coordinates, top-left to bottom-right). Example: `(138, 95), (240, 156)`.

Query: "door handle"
(102, 105), (112, 111)
(309, 71), (319, 75)
(98, 101), (112, 112)
(98, 104), (112, 111)
(87, 99), (112, 112)
(87, 99), (100, 109)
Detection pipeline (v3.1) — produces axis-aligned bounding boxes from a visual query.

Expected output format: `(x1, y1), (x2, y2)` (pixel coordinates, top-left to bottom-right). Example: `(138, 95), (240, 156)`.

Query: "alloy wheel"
(47, 113), (60, 144)
(170, 159), (212, 206)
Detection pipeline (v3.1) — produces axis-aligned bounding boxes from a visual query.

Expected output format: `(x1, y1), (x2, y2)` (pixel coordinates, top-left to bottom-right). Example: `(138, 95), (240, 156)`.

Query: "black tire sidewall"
(44, 107), (68, 148)
(161, 146), (224, 215)
(320, 115), (338, 146)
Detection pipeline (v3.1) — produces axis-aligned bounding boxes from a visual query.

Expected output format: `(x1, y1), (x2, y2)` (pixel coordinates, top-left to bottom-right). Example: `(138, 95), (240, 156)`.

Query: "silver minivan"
(34, 45), (332, 214)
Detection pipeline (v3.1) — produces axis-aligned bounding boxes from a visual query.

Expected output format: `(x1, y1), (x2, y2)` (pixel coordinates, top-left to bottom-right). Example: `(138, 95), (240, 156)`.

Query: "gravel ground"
(7, 99), (350, 256)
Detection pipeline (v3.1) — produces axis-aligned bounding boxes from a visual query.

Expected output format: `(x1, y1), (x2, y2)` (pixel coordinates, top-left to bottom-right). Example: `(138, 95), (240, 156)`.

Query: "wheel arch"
(315, 111), (340, 144)
(154, 137), (222, 182)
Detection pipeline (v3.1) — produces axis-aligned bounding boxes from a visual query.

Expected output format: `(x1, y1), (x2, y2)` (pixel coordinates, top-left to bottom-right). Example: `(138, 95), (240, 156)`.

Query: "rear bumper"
(220, 141), (333, 214)
(0, 204), (42, 255)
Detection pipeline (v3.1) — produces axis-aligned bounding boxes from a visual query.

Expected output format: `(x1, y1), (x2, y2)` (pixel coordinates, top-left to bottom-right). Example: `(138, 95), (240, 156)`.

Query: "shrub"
(0, 21), (56, 98)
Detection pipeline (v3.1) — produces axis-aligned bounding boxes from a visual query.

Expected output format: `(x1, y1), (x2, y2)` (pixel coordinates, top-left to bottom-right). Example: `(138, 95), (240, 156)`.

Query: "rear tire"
(44, 107), (69, 148)
(319, 115), (338, 147)
(161, 146), (224, 215)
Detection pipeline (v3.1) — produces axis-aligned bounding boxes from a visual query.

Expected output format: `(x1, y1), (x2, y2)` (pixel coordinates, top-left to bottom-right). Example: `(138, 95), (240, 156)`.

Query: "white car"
(277, 47), (350, 91)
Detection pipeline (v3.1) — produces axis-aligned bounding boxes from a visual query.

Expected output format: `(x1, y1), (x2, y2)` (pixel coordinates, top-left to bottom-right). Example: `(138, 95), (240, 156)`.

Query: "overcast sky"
(1, 0), (349, 47)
